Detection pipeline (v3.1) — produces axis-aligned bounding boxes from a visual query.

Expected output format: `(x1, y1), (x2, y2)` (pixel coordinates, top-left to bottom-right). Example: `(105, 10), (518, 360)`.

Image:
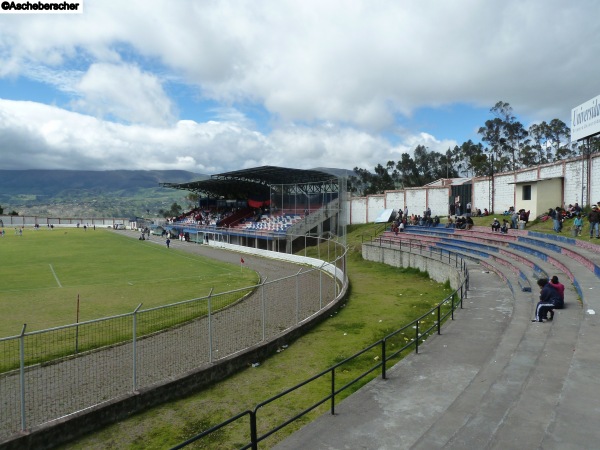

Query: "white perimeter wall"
(591, 157), (600, 205)
(366, 195), (385, 223)
(347, 154), (600, 224)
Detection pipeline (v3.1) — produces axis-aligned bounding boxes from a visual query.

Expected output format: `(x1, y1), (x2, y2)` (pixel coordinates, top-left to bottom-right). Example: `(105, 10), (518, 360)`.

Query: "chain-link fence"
(0, 238), (347, 442)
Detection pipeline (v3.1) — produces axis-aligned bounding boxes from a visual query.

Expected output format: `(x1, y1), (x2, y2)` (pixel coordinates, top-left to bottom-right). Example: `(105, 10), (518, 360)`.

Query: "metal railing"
(0, 236), (348, 442)
(172, 247), (468, 449)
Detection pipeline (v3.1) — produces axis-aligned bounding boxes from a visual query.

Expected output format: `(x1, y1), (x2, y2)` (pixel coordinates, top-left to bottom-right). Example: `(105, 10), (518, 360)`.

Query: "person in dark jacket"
(588, 205), (600, 239)
(532, 278), (561, 322)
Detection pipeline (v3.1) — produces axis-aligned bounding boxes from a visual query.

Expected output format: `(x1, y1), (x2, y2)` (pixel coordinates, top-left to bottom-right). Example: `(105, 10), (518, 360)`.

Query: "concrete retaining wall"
(362, 244), (461, 289)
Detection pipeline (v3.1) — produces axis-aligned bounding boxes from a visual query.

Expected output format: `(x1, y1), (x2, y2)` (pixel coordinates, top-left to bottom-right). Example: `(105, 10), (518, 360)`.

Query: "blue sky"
(1, 0), (598, 175)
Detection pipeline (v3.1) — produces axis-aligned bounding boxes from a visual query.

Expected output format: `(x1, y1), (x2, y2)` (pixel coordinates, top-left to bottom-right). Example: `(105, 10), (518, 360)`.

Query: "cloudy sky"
(0, 0), (598, 175)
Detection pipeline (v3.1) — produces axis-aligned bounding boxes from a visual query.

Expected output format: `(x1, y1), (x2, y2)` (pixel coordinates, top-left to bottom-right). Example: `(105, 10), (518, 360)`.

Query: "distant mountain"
(0, 170), (207, 218)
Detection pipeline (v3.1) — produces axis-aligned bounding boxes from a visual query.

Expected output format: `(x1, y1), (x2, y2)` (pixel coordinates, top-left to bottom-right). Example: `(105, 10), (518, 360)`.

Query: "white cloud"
(1, 99), (442, 173)
(1, 0), (599, 173)
(70, 63), (175, 126)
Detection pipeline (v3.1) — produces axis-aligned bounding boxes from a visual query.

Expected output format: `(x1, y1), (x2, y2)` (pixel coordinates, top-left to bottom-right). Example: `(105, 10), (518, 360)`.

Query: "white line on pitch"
(49, 264), (62, 288)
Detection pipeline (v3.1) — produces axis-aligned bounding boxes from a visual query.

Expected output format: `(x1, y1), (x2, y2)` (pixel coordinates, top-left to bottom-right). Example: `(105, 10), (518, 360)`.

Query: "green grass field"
(0, 228), (258, 338)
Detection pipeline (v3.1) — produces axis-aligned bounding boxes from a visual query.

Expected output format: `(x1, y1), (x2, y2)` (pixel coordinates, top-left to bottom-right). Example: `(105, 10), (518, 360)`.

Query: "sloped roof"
(161, 165), (337, 198)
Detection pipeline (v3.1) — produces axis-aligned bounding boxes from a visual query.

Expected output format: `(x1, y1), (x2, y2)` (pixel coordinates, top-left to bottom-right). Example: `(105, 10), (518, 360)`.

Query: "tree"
(478, 117), (506, 169)
(159, 202), (183, 218)
(505, 120), (529, 170)
(453, 140), (486, 177)
(185, 192), (200, 209)
(396, 153), (418, 188)
(528, 122), (550, 165)
(547, 118), (572, 160)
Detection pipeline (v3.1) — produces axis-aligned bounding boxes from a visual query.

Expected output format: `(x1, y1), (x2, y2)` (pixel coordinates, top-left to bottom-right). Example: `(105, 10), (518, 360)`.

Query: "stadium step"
(275, 226), (600, 449)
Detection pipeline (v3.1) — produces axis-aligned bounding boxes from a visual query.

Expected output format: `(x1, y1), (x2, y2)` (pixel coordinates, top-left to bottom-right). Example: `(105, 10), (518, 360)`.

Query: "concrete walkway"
(274, 232), (600, 450)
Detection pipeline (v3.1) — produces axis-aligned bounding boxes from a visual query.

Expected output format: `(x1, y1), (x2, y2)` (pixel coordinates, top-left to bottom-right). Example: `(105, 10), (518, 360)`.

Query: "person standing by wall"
(588, 205), (600, 239)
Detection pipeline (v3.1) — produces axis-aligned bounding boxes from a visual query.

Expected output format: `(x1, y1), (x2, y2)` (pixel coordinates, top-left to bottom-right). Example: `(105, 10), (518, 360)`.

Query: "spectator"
(533, 278), (560, 322)
(549, 207), (561, 233)
(465, 216), (474, 230)
(519, 209), (530, 227)
(588, 205), (600, 239)
(446, 215), (454, 228)
(573, 213), (583, 236)
(501, 219), (509, 234)
(511, 210), (519, 229)
(549, 276), (565, 309)
(491, 218), (501, 232)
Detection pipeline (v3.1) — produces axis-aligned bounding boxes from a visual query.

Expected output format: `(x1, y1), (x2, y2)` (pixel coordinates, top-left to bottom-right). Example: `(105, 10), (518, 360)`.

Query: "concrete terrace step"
(274, 227), (600, 450)
(274, 262), (520, 450)
(379, 232), (539, 293)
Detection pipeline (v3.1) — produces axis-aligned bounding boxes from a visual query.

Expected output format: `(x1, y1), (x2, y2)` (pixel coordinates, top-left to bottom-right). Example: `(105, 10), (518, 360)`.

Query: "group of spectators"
(390, 200), (600, 238)
(533, 276), (566, 323)
(447, 215), (474, 229)
(168, 206), (236, 227)
(546, 201), (600, 238)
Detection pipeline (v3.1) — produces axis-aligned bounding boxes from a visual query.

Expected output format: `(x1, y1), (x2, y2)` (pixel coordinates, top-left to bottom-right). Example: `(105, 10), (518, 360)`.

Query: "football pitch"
(0, 227), (258, 338)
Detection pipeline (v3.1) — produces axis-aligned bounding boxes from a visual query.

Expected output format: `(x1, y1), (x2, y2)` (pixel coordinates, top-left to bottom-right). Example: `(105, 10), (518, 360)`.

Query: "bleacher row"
(238, 213), (304, 233)
(365, 223), (600, 448)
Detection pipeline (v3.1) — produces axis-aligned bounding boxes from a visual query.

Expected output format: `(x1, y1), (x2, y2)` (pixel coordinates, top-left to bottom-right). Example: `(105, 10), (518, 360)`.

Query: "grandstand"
(160, 166), (346, 251)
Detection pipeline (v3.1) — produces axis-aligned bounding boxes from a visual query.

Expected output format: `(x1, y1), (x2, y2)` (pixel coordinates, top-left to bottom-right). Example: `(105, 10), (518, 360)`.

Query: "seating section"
(366, 222), (600, 448)
(238, 213), (303, 233)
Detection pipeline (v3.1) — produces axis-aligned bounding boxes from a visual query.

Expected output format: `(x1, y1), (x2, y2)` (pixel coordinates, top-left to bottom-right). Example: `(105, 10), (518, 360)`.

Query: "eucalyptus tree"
(396, 152), (419, 187)
(451, 140), (485, 177)
(478, 117), (507, 169)
(547, 118), (572, 160)
(528, 122), (550, 164)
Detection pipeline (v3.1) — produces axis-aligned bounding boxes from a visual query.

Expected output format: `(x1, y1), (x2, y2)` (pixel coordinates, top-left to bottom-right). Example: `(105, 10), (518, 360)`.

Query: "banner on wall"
(374, 208), (396, 223)
(247, 199), (271, 208)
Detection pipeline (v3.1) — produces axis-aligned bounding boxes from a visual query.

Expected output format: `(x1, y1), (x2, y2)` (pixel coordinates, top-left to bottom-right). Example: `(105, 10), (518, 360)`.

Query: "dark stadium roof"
(161, 166), (338, 198)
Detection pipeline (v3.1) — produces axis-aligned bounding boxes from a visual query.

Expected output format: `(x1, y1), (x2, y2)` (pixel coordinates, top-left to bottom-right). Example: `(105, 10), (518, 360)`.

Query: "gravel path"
(0, 232), (336, 441)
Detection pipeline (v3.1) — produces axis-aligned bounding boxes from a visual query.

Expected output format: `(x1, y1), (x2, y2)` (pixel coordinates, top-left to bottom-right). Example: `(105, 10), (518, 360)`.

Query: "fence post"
(415, 321), (420, 354)
(331, 368), (336, 415)
(19, 324), (27, 432)
(207, 288), (214, 363)
(132, 303), (142, 392)
(250, 410), (258, 450)
(261, 277), (268, 342)
(295, 269), (301, 324)
(381, 339), (387, 380)
(319, 263), (324, 309)
(437, 304), (441, 335)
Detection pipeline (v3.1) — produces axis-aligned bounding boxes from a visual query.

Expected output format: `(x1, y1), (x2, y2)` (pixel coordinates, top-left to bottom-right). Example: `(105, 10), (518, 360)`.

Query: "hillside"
(0, 170), (207, 218)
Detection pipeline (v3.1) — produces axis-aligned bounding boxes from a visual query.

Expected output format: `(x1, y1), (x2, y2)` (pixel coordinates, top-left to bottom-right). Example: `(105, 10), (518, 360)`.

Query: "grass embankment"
(63, 224), (455, 449)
